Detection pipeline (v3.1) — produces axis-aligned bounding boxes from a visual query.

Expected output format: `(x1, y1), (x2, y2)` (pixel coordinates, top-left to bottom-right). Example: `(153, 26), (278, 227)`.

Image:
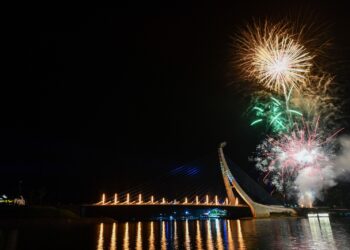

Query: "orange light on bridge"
(184, 197), (188, 204)
(114, 193), (118, 204)
(151, 195), (154, 204)
(206, 195), (209, 204)
(196, 196), (199, 205)
(101, 193), (105, 205)
(235, 198), (239, 206)
(215, 195), (218, 205)
(162, 197), (165, 204)
(126, 193), (130, 204)
(138, 194), (142, 204)
(225, 198), (228, 205)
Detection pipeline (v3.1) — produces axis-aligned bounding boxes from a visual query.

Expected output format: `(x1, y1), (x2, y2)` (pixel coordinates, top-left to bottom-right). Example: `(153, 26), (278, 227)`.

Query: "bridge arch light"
(126, 193), (130, 204)
(114, 193), (118, 204)
(138, 193), (142, 204)
(206, 195), (209, 204)
(102, 193), (105, 205)
(196, 196), (199, 205)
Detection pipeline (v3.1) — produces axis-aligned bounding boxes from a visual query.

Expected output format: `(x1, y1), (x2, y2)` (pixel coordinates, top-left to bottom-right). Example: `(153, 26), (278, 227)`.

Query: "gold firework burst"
(235, 21), (314, 94)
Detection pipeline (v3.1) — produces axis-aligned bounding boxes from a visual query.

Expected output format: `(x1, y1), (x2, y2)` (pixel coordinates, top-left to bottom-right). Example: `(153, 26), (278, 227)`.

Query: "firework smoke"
(294, 135), (350, 206)
(334, 136), (350, 180)
(295, 165), (336, 207)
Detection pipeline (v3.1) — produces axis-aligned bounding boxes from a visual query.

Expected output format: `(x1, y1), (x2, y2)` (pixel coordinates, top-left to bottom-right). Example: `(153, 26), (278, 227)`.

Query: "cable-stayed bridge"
(83, 143), (296, 218)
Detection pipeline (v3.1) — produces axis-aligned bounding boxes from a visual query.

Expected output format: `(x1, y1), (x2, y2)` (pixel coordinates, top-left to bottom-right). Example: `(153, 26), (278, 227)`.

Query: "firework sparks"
(235, 20), (314, 94)
(236, 18), (348, 208)
(250, 93), (303, 133)
(254, 118), (342, 206)
(291, 74), (344, 129)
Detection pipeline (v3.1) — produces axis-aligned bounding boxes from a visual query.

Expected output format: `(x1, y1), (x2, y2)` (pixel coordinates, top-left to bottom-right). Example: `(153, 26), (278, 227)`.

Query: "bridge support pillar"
(219, 142), (296, 218)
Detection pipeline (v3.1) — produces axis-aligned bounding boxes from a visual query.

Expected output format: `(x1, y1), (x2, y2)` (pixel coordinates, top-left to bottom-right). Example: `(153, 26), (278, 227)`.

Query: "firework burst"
(250, 92), (303, 133)
(234, 18), (348, 208)
(254, 118), (342, 205)
(291, 74), (344, 129)
(235, 20), (314, 94)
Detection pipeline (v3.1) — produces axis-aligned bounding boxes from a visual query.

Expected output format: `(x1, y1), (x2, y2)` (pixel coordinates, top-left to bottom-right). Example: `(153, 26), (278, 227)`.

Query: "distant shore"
(0, 205), (115, 226)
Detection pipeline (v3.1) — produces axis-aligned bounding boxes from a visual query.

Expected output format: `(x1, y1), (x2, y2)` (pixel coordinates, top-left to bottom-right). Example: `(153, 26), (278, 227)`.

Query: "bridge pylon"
(219, 142), (297, 218)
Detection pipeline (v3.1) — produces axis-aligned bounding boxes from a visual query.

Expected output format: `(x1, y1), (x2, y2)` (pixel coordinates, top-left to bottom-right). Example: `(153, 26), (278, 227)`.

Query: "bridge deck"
(81, 204), (252, 220)
(89, 202), (248, 207)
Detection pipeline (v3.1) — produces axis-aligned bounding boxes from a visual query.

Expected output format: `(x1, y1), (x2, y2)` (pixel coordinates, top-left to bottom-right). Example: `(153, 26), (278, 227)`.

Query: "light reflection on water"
(97, 223), (103, 250)
(184, 219), (191, 250)
(110, 223), (116, 250)
(196, 220), (202, 249)
(215, 219), (224, 250)
(237, 219), (246, 249)
(136, 221), (142, 250)
(94, 218), (349, 250)
(206, 220), (213, 250)
(173, 219), (178, 249)
(308, 216), (336, 250)
(123, 222), (128, 250)
(161, 220), (166, 250)
(1, 217), (349, 249)
(149, 221), (155, 250)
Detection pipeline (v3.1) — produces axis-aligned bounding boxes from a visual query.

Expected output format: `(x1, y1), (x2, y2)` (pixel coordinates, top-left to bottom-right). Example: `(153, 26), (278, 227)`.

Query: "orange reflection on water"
(110, 222), (117, 250)
(174, 220), (178, 249)
(97, 223), (104, 250)
(161, 221), (166, 250)
(237, 219), (246, 249)
(149, 221), (155, 250)
(196, 220), (202, 249)
(184, 220), (191, 249)
(123, 222), (129, 250)
(136, 222), (142, 250)
(215, 219), (224, 250)
(226, 220), (235, 250)
(206, 220), (214, 250)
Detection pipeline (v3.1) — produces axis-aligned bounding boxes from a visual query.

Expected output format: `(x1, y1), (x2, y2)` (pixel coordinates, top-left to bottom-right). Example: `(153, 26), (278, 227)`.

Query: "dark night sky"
(2, 3), (350, 203)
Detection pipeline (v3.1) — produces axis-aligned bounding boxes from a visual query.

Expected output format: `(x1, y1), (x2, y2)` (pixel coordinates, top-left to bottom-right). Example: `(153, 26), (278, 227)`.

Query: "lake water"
(1, 217), (350, 249)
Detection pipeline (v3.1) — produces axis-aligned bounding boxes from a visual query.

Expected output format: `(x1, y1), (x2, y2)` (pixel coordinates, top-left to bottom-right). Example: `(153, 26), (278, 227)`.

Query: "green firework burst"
(250, 95), (303, 133)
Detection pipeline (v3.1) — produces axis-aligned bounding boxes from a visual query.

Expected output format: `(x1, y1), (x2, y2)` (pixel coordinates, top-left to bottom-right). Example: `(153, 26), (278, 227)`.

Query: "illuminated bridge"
(82, 143), (296, 219)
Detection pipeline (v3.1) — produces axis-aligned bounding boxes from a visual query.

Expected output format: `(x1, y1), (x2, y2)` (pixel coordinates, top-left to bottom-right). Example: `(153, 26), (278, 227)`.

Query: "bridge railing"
(94, 193), (244, 207)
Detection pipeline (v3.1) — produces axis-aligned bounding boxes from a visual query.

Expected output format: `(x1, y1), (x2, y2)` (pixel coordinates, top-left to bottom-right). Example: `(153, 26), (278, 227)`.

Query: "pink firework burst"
(254, 117), (342, 195)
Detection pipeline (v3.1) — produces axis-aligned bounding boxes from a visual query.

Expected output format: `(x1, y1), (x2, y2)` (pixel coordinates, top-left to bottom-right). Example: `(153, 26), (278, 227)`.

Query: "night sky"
(2, 3), (350, 204)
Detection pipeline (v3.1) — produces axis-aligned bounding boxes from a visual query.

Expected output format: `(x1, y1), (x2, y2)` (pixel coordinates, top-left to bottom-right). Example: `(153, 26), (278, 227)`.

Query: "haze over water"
(1, 217), (350, 249)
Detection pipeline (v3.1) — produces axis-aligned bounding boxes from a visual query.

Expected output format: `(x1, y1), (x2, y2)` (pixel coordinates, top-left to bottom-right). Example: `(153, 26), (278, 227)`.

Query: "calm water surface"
(1, 217), (350, 249)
